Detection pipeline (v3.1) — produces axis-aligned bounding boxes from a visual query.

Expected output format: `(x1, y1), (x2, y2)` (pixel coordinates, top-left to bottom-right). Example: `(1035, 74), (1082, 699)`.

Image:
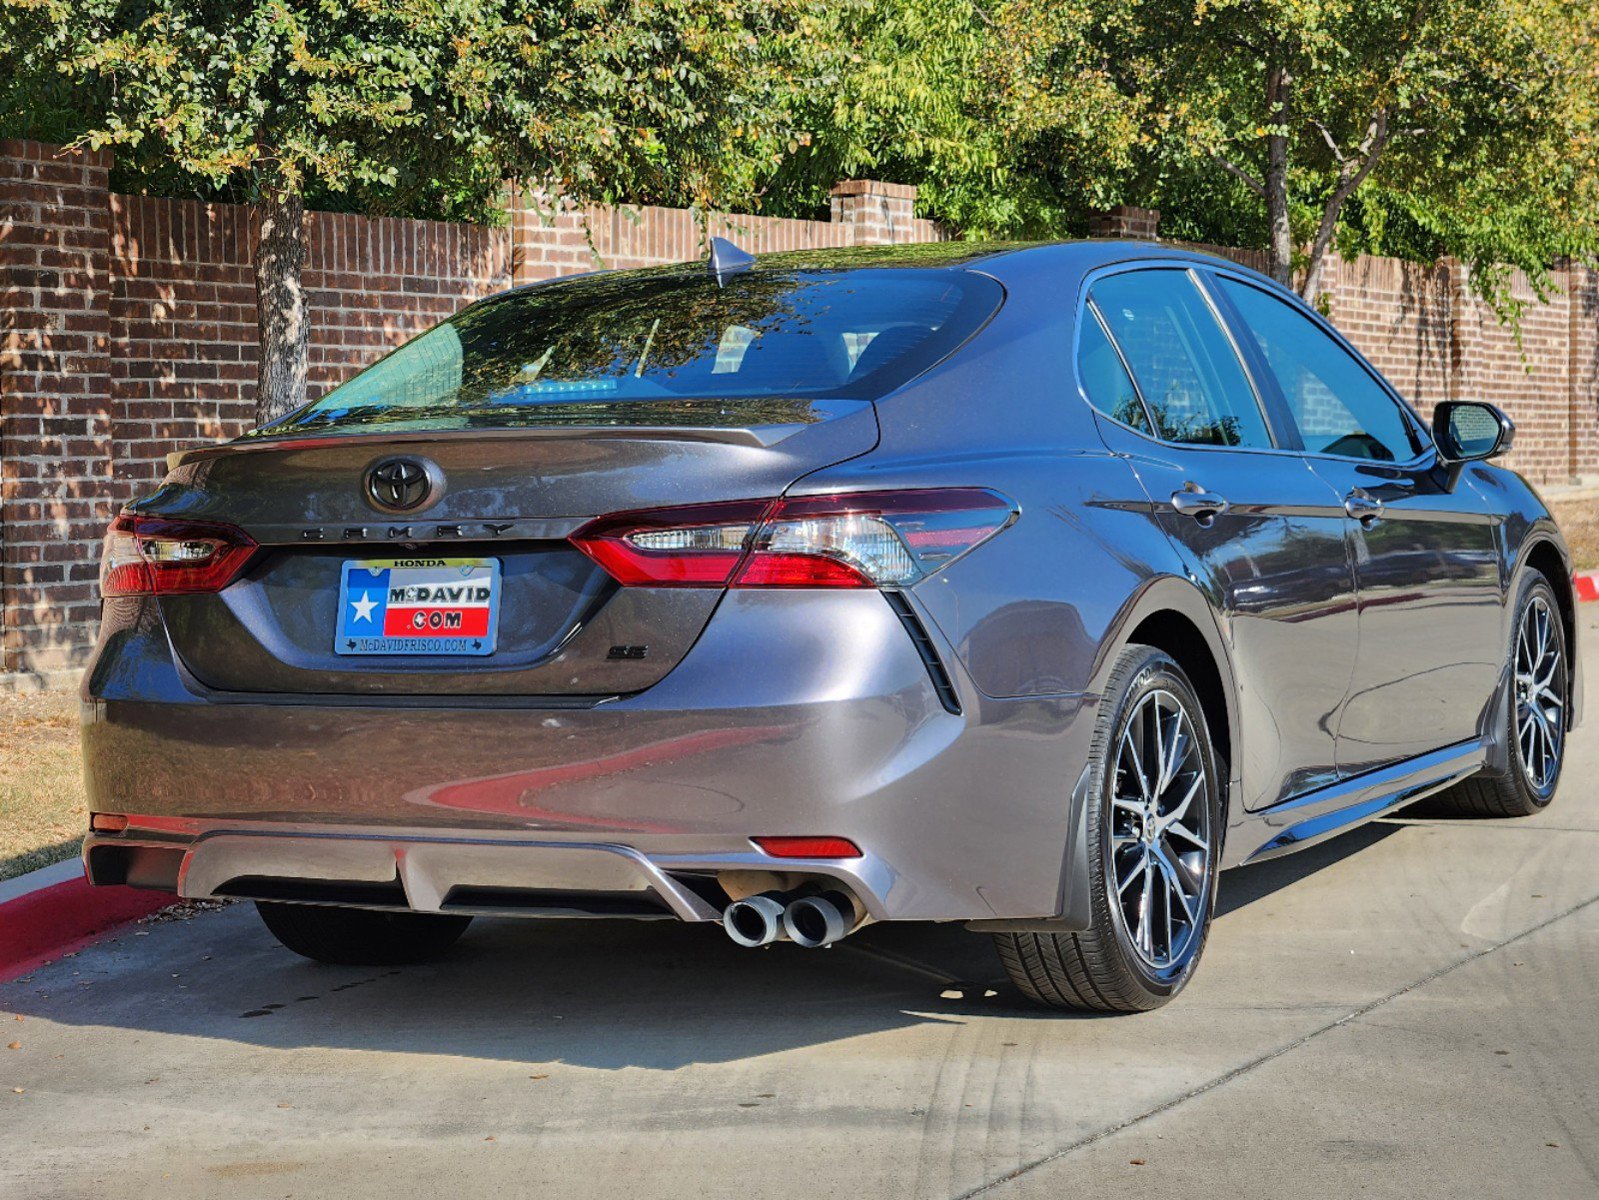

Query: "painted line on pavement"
(0, 858), (175, 983)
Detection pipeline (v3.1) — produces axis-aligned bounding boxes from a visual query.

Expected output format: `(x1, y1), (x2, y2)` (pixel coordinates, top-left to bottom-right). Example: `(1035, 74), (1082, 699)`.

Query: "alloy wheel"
(1514, 594), (1565, 794)
(1109, 689), (1212, 972)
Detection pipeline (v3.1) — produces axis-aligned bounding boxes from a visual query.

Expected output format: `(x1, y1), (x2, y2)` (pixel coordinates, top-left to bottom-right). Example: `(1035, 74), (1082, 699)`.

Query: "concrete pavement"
(4, 610), (1599, 1199)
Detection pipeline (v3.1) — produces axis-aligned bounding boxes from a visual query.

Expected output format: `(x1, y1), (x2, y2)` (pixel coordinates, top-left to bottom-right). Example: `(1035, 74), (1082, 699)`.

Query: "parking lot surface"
(5, 609), (1599, 1199)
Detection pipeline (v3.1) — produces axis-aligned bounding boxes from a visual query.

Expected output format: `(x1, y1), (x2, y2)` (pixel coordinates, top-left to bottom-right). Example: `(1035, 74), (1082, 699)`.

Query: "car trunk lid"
(143, 400), (876, 697)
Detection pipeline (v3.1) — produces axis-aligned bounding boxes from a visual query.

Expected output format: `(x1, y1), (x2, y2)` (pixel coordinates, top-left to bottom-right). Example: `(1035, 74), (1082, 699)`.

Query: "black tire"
(1426, 571), (1568, 819)
(256, 902), (472, 965)
(994, 644), (1223, 1013)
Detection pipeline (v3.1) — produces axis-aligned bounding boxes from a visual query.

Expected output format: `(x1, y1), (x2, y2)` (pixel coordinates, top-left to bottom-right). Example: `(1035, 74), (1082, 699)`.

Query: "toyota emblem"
(364, 457), (440, 513)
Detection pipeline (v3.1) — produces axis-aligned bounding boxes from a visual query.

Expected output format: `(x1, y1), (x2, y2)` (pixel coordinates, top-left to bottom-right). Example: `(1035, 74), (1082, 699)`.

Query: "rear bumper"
(82, 590), (1098, 922)
(82, 827), (896, 923)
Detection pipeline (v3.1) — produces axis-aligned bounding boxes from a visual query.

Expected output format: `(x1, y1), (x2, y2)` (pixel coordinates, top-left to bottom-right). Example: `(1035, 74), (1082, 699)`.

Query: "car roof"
(504, 238), (1270, 294)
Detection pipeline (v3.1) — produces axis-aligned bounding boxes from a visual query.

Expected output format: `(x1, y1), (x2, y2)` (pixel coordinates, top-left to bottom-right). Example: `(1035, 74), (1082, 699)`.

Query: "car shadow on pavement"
(0, 818), (1405, 1069)
(1215, 819), (1399, 918)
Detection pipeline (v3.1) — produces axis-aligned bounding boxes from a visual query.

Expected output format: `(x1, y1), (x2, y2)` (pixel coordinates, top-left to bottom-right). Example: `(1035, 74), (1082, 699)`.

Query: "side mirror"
(1433, 400), (1514, 464)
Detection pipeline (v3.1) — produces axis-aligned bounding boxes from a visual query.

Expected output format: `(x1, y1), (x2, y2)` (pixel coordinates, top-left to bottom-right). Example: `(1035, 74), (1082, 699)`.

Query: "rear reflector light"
(753, 836), (863, 859)
(90, 813), (129, 833)
(571, 489), (1015, 590)
(100, 512), (258, 598)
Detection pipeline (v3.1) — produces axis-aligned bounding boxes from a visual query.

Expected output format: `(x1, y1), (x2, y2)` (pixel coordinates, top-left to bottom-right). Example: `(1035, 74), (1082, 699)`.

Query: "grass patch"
(1550, 497), (1599, 571)
(0, 689), (85, 882)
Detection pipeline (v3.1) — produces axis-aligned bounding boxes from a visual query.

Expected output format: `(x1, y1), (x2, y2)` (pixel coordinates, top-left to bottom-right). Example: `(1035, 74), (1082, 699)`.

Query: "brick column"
(0, 139), (114, 680)
(1088, 206), (1160, 240)
(1567, 263), (1599, 482)
(1443, 257), (1475, 409)
(829, 180), (920, 246)
(506, 183), (595, 286)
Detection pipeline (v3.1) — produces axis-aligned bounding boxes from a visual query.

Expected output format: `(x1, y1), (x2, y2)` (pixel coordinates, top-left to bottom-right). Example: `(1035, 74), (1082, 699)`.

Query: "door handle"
(1170, 486), (1230, 525)
(1344, 489), (1384, 527)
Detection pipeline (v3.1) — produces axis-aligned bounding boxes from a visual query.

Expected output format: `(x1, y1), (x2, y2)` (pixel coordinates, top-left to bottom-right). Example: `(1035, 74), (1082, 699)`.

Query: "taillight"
(736, 490), (1015, 588)
(99, 512), (258, 598)
(568, 499), (770, 587)
(571, 489), (1015, 590)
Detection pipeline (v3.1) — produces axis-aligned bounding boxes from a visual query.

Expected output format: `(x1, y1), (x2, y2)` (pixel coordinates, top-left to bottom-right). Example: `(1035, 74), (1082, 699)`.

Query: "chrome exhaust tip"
(722, 892), (790, 947)
(783, 891), (859, 948)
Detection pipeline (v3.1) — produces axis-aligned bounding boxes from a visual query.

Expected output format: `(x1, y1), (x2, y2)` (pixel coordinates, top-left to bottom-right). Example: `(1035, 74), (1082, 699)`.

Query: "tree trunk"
(1300, 110), (1391, 305)
(1264, 64), (1293, 287)
(253, 186), (309, 427)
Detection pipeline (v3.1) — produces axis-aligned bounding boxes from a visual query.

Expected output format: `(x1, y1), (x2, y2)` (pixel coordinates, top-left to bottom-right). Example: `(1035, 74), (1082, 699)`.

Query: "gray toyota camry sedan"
(81, 238), (1580, 1012)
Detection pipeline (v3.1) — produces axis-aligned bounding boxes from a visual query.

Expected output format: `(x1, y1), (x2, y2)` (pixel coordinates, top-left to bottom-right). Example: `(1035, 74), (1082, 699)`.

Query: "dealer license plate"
(335, 557), (500, 656)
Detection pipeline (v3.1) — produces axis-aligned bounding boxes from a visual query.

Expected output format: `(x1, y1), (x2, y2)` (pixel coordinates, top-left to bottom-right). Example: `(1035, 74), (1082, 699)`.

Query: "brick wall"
(1304, 251), (1596, 486)
(1090, 206), (1161, 241)
(0, 140), (113, 679)
(506, 179), (938, 285)
(107, 197), (512, 497)
(2, 137), (1597, 684)
(0, 142), (948, 680)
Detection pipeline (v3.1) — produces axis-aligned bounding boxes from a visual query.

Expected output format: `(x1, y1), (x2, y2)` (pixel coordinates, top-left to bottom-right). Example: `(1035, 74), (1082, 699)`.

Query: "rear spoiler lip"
(165, 421), (827, 471)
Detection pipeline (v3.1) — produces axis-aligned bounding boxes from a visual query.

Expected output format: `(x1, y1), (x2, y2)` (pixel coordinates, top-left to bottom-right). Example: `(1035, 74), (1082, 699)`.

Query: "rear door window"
(1088, 269), (1274, 449)
(1216, 277), (1424, 462)
(265, 268), (1004, 436)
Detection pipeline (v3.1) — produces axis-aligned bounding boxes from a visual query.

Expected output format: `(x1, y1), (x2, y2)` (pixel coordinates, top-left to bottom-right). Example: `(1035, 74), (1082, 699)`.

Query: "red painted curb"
(1576, 571), (1599, 603)
(0, 873), (175, 983)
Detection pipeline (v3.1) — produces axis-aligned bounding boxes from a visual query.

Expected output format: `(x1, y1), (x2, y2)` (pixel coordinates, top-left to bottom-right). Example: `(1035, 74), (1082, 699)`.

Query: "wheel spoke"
(1165, 818), (1208, 852)
(1121, 724), (1152, 805)
(1151, 700), (1168, 795)
(1118, 850), (1148, 896)
(1161, 774), (1203, 829)
(1154, 847), (1197, 926)
(1137, 868), (1154, 956)
(1159, 720), (1187, 799)
(1161, 860), (1173, 956)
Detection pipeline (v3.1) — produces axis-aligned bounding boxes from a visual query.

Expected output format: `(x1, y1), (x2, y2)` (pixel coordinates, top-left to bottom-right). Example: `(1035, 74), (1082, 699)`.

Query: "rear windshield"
(261, 267), (1003, 436)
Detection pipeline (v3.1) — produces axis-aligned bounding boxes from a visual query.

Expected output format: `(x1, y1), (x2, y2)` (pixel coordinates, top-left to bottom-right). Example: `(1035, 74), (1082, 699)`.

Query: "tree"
(1102, 0), (1599, 301)
(761, 0), (1141, 236)
(21, 0), (819, 424)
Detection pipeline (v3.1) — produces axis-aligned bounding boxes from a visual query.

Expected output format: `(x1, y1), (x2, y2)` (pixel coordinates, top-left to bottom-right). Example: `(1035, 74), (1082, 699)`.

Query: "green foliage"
(1101, 0), (1599, 297)
(3, 0), (819, 220)
(0, 0), (92, 145)
(3, 0), (1597, 314)
(762, 0), (1140, 235)
(761, 0), (1599, 313)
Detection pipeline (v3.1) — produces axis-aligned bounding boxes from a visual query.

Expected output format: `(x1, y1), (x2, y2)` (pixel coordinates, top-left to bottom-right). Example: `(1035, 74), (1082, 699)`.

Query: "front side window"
(1088, 270), (1273, 449)
(1217, 277), (1424, 462)
(262, 267), (1004, 437)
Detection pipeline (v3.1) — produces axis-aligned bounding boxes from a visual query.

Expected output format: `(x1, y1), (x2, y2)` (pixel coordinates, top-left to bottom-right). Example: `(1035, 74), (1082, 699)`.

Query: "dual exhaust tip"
(722, 889), (859, 949)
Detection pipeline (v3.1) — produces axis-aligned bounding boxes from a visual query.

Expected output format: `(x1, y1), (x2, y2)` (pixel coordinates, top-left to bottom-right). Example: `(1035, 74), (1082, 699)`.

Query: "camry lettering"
(299, 523), (517, 542)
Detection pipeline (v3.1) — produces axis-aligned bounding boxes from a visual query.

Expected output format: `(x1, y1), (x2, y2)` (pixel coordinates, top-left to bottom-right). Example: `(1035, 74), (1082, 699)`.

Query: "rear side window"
(264, 268), (1004, 436)
(1089, 270), (1273, 449)
(1077, 306), (1151, 433)
(1217, 277), (1424, 462)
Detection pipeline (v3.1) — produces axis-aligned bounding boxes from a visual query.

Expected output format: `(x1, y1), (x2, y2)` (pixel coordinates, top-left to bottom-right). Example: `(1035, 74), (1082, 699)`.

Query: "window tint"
(1217, 277), (1424, 462)
(1077, 305), (1150, 432)
(265, 268), (1003, 437)
(1089, 270), (1272, 449)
